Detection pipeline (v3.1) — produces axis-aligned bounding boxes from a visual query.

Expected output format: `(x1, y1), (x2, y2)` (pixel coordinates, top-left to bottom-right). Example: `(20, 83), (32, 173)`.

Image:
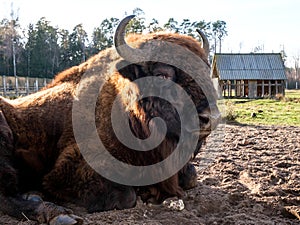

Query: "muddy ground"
(1, 124), (300, 224)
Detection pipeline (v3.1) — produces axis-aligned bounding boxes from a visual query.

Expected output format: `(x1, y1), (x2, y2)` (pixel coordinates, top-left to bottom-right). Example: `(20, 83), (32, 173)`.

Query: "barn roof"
(211, 53), (287, 80)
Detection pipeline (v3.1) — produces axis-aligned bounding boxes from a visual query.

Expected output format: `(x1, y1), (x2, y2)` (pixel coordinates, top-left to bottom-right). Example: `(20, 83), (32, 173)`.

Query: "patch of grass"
(223, 100), (238, 121)
(220, 90), (300, 126)
(286, 89), (300, 99)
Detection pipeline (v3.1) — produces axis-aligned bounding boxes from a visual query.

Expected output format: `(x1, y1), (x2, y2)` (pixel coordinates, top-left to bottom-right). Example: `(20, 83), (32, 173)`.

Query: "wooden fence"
(0, 75), (53, 97)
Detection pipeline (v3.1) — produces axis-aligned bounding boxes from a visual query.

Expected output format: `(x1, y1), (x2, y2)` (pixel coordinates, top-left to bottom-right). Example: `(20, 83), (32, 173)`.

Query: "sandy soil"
(1, 124), (300, 224)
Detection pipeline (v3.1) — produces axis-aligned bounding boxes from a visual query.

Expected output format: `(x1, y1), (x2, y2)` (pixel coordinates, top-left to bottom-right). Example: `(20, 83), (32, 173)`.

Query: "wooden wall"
(220, 79), (286, 98)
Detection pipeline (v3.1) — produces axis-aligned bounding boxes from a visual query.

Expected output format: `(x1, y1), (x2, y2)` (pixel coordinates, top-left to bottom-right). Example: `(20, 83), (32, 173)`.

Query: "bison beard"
(0, 15), (219, 224)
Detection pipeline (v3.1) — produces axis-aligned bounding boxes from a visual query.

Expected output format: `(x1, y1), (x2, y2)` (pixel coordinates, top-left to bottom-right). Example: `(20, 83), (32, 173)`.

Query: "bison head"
(113, 15), (220, 151)
(73, 15), (220, 199)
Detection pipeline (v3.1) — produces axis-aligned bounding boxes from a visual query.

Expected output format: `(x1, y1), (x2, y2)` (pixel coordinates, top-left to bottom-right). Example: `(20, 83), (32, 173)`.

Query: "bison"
(0, 15), (220, 224)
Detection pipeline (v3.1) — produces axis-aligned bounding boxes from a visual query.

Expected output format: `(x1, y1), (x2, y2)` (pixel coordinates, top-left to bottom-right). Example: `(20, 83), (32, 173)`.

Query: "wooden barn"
(211, 53), (287, 98)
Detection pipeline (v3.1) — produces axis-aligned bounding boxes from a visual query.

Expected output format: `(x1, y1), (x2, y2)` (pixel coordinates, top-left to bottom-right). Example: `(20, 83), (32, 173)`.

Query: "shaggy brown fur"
(0, 32), (218, 224)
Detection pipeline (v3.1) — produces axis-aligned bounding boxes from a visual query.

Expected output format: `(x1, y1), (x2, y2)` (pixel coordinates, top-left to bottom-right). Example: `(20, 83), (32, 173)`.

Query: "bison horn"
(114, 15), (147, 62)
(196, 29), (210, 58)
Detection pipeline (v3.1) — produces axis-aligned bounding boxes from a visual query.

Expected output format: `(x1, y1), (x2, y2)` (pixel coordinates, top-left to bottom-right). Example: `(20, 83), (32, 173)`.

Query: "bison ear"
(116, 61), (146, 81)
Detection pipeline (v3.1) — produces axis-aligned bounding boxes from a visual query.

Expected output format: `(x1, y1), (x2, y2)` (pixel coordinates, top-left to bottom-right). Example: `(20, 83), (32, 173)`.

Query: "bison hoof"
(49, 214), (83, 225)
(22, 193), (43, 202)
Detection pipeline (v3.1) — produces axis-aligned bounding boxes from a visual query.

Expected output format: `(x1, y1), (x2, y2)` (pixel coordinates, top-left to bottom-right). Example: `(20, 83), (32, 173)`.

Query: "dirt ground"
(1, 124), (300, 225)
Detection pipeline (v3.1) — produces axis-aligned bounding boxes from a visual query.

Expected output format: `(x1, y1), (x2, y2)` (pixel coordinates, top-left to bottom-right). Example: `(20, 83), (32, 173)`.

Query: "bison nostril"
(201, 114), (221, 132)
(199, 115), (210, 124)
(199, 104), (221, 132)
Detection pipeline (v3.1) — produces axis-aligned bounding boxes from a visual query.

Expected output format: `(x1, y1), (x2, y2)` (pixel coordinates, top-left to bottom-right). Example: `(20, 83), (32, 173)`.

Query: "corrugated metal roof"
(213, 53), (287, 80)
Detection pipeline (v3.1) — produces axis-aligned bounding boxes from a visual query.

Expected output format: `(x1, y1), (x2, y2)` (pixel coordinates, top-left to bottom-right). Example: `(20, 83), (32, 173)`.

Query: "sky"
(1, 0), (299, 67)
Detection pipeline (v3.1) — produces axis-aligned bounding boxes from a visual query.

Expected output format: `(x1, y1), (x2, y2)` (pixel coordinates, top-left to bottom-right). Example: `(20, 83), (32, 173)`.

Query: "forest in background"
(0, 8), (228, 79)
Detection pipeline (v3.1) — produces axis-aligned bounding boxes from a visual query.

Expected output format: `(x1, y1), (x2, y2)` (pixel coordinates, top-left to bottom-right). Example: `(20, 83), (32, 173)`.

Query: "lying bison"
(0, 15), (220, 224)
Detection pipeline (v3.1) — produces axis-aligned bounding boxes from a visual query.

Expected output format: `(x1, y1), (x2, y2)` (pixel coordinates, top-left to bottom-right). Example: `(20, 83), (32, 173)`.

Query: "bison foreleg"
(0, 110), (82, 224)
(178, 163), (197, 190)
(43, 144), (137, 213)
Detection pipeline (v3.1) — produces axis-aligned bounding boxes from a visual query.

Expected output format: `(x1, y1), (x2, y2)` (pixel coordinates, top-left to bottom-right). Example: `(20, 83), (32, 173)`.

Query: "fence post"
(15, 76), (19, 96)
(3, 75), (6, 96)
(26, 77), (29, 95)
(36, 78), (39, 92)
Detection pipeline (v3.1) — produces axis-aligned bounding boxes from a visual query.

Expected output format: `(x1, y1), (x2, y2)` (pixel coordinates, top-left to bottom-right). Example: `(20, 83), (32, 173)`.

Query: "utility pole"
(10, 3), (19, 96)
(12, 38), (18, 95)
(295, 57), (299, 90)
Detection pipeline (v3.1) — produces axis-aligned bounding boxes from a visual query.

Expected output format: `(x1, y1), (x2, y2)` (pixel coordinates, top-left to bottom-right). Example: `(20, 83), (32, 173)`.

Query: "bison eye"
(154, 73), (173, 80)
(152, 63), (176, 81)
